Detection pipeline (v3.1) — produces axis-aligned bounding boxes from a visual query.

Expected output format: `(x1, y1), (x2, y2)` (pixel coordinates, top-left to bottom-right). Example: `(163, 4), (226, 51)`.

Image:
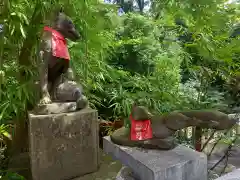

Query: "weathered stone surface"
(215, 168), (240, 180)
(56, 81), (82, 102)
(32, 102), (77, 115)
(103, 136), (207, 180)
(116, 166), (137, 180)
(29, 108), (99, 180)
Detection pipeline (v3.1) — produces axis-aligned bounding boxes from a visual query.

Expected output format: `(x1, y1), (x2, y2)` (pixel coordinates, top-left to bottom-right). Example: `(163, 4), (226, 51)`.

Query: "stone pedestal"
(29, 108), (99, 180)
(103, 136), (207, 180)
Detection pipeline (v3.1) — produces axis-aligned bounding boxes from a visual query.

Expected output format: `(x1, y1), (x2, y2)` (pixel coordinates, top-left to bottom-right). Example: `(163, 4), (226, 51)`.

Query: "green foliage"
(0, 0), (115, 127)
(0, 0), (119, 175)
(71, 12), (185, 119)
(178, 78), (228, 110)
(1, 0), (240, 177)
(152, 0), (240, 110)
(108, 14), (162, 75)
(0, 171), (25, 180)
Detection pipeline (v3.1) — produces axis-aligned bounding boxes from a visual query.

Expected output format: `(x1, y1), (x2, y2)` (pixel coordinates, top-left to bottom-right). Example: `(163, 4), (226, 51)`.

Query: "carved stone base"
(32, 102), (77, 115)
(28, 108), (99, 180)
(103, 136), (207, 180)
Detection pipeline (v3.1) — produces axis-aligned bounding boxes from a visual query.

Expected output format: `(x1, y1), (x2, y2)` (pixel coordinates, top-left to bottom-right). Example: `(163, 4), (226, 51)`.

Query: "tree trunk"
(10, 3), (44, 155)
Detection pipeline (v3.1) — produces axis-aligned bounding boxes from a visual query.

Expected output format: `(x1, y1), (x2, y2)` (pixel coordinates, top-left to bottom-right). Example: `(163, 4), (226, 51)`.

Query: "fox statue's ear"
(52, 7), (63, 22)
(55, 6), (64, 16)
(132, 101), (138, 109)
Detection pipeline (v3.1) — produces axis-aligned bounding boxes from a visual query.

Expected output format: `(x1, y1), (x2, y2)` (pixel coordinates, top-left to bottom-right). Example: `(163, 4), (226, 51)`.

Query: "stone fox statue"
(110, 105), (237, 150)
(38, 9), (88, 109)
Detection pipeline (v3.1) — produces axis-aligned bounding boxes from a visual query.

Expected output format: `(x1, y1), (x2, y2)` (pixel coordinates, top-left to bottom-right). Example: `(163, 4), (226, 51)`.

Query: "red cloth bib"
(44, 26), (70, 60)
(130, 114), (153, 141)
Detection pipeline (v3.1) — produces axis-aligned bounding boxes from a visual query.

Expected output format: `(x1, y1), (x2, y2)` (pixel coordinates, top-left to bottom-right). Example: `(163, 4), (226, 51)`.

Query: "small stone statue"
(34, 9), (88, 115)
(110, 104), (237, 150)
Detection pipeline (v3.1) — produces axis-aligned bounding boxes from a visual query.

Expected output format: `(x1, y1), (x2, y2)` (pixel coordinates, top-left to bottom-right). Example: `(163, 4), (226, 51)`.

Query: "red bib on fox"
(130, 114), (153, 141)
(44, 26), (70, 60)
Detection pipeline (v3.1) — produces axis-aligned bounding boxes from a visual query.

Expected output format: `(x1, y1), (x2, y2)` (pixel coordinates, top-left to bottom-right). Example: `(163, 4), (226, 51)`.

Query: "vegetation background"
(0, 0), (240, 179)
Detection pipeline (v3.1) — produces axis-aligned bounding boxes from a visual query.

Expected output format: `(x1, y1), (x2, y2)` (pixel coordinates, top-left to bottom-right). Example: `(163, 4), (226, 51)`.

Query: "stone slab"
(215, 168), (240, 180)
(32, 102), (77, 115)
(103, 136), (207, 180)
(29, 108), (99, 180)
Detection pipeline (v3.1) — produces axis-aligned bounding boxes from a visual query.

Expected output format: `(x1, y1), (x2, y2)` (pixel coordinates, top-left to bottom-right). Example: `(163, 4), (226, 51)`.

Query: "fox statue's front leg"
(39, 32), (52, 105)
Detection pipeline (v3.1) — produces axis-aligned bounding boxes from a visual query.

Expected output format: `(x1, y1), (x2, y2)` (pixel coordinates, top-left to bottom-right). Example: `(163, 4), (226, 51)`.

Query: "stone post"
(28, 108), (99, 180)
